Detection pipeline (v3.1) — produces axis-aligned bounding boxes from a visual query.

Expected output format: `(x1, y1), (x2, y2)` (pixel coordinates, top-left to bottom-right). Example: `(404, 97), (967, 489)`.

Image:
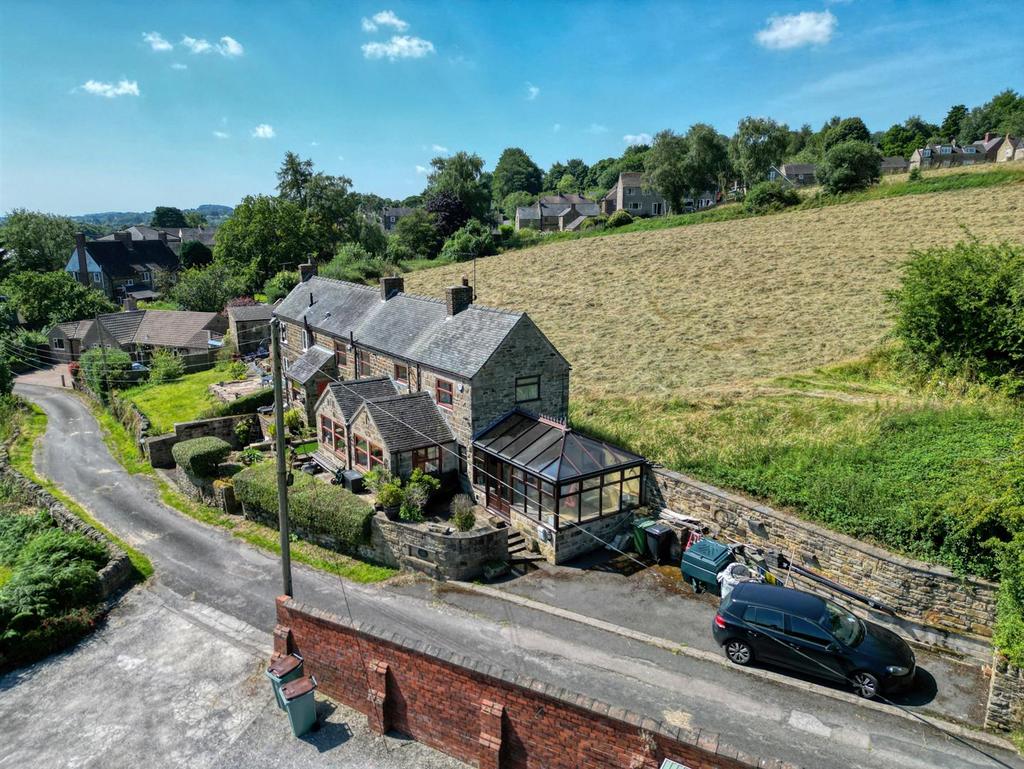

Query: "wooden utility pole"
(270, 318), (293, 597)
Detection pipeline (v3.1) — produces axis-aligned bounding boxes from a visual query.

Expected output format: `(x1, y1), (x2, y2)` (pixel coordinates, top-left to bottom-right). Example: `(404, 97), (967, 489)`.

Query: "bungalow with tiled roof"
(515, 194), (599, 232)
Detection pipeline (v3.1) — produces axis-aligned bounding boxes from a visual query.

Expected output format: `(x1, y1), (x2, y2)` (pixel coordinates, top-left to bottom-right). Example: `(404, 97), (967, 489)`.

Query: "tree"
(817, 140), (882, 194)
(389, 209), (443, 260)
(786, 124), (814, 158)
(491, 148), (543, 202)
(213, 195), (313, 291)
(645, 130), (689, 214)
(179, 240), (213, 269)
(729, 117), (789, 187)
(0, 271), (116, 328)
(275, 152), (358, 260)
(170, 262), (246, 312)
(425, 151), (491, 224)
(822, 117), (871, 153)
(150, 206), (188, 228)
(940, 104), (968, 142)
(440, 219), (496, 262)
(501, 191), (535, 222)
(556, 173), (578, 195)
(425, 190), (471, 239)
(148, 348), (185, 384)
(681, 123), (730, 203)
(79, 347), (132, 397)
(564, 159), (589, 191)
(0, 355), (12, 397)
(275, 152), (315, 204)
(353, 215), (388, 256)
(0, 209), (77, 274)
(958, 89), (1024, 143)
(542, 161), (567, 192)
(879, 116), (939, 159)
(263, 270), (300, 302)
(183, 210), (208, 228)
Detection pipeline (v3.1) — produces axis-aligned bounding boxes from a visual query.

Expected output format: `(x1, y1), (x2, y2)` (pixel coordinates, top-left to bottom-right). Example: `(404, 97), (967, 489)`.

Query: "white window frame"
(53, 338), (66, 350)
(91, 272), (102, 284)
(628, 201), (642, 211)
(940, 146), (952, 155)
(651, 202), (663, 215)
(124, 278), (134, 287)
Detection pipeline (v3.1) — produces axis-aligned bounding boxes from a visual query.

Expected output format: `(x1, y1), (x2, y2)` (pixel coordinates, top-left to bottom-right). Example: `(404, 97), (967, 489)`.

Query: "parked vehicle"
(711, 582), (915, 699)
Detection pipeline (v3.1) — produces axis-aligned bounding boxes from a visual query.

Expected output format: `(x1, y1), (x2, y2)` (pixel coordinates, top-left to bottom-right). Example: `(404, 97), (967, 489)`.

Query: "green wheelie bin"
(633, 518), (656, 555)
(266, 654), (304, 710)
(281, 675), (319, 737)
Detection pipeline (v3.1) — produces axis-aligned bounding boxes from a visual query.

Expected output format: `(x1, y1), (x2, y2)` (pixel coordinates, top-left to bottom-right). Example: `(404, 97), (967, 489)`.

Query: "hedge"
(172, 437), (231, 478)
(232, 461), (374, 554)
(207, 387), (274, 418)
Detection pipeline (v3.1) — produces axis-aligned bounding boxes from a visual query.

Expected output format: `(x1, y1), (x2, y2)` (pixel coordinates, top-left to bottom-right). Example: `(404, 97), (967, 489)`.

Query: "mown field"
(406, 176), (1024, 575)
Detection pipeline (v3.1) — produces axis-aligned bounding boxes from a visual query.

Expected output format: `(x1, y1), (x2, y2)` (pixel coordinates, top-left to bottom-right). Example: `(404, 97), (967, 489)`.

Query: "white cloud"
(623, 132), (652, 145)
(525, 82), (539, 101)
(361, 10), (409, 32)
(181, 35), (213, 54)
(181, 35), (244, 56)
(586, 123), (608, 134)
(553, 123), (561, 133)
(431, 144), (449, 153)
(756, 11), (836, 50)
(338, 155), (345, 161)
(213, 130), (230, 139)
(80, 79), (140, 98)
(143, 31), (173, 52)
(415, 164), (429, 174)
(362, 36), (434, 61)
(251, 123), (275, 139)
(218, 36), (244, 56)
(170, 62), (188, 70)
(310, 141), (320, 146)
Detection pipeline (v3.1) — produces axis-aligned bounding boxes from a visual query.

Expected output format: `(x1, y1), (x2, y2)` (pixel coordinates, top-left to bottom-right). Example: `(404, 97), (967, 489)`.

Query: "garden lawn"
(122, 365), (241, 434)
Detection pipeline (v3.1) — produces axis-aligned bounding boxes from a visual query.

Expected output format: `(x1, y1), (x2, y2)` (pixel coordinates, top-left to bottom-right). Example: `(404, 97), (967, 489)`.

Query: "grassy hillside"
(406, 177), (1024, 575)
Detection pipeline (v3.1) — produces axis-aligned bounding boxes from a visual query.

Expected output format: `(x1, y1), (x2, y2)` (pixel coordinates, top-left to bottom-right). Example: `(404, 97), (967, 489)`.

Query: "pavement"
(11, 383), (1024, 769)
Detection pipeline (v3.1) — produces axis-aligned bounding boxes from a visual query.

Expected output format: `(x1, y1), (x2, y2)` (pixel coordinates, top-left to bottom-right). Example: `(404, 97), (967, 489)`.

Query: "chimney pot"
(299, 262), (317, 282)
(75, 233), (89, 287)
(381, 275), (405, 300)
(446, 284), (473, 316)
(157, 231), (168, 243)
(114, 230), (131, 245)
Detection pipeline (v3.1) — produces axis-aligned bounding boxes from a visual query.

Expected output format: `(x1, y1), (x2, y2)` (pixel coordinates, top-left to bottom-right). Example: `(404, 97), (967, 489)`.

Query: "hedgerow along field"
(405, 176), (1024, 580)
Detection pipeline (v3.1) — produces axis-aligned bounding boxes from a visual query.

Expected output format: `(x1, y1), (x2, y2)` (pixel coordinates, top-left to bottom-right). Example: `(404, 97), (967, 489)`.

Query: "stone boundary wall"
(647, 467), (998, 639)
(274, 596), (795, 769)
(368, 515), (508, 581)
(107, 391), (150, 447)
(0, 452), (133, 598)
(173, 467), (240, 515)
(145, 414), (252, 469)
(985, 654), (1024, 733)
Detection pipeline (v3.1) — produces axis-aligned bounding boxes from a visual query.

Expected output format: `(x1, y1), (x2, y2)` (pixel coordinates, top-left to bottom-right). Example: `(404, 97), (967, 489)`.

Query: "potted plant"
(376, 480), (404, 520)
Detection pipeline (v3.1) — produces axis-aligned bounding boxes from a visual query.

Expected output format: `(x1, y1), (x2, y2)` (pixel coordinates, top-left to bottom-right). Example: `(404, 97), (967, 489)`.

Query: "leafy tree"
(729, 117), (789, 187)
(491, 147), (543, 202)
(350, 192), (400, 219)
(275, 152), (358, 260)
(179, 240), (213, 269)
(183, 211), (208, 228)
(822, 117), (871, 153)
(879, 116), (939, 159)
(501, 191), (535, 222)
(79, 347), (132, 397)
(645, 130), (689, 214)
(276, 152), (315, 203)
(150, 206), (188, 228)
(0, 209), (77, 274)
(786, 124), (814, 158)
(170, 262), (245, 312)
(564, 159), (589, 190)
(389, 209), (443, 260)
(744, 181), (800, 213)
(353, 215), (388, 256)
(148, 348), (185, 384)
(0, 271), (116, 328)
(958, 89), (1024, 143)
(213, 195), (313, 291)
(321, 243), (372, 280)
(681, 123), (730, 203)
(425, 151), (491, 224)
(440, 219), (496, 262)
(817, 140), (882, 194)
(263, 270), (300, 302)
(425, 189), (471, 239)
(542, 161), (567, 192)
(556, 173), (578, 195)
(940, 104), (968, 142)
(0, 355), (13, 396)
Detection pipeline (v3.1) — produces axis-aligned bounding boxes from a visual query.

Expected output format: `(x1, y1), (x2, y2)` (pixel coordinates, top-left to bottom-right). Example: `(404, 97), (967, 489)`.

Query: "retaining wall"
(174, 467), (240, 515)
(274, 595), (796, 769)
(368, 515), (508, 580)
(145, 414), (252, 468)
(986, 654), (1024, 733)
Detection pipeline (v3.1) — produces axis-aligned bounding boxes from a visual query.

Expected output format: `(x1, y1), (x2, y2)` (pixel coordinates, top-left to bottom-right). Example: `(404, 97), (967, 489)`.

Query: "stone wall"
(647, 467), (998, 639)
(985, 654), (1024, 733)
(0, 453), (133, 599)
(173, 467), (240, 514)
(145, 414), (252, 468)
(274, 595), (793, 769)
(367, 515), (507, 580)
(508, 506), (633, 565)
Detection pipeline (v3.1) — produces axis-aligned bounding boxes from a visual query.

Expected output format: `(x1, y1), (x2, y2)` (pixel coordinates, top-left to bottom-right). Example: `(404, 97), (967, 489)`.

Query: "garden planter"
(383, 505), (401, 521)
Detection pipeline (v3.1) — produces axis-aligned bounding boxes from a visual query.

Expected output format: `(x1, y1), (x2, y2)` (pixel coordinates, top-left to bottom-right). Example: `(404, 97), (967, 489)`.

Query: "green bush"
(232, 461), (374, 553)
(79, 347), (133, 397)
(171, 436), (231, 477)
(578, 215), (607, 231)
(148, 349), (184, 384)
(283, 408), (303, 435)
(376, 480), (404, 509)
(996, 537), (1024, 667)
(16, 528), (107, 571)
(234, 416), (258, 446)
(908, 167), (922, 182)
(208, 387), (273, 417)
(744, 181), (801, 213)
(606, 210), (633, 228)
(399, 468), (441, 522)
(263, 270), (300, 302)
(451, 494), (476, 532)
(818, 140), (882, 195)
(440, 219), (496, 262)
(0, 512), (51, 565)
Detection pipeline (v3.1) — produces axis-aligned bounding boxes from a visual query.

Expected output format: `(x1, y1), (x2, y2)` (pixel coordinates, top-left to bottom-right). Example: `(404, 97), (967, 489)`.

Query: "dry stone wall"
(986, 655), (1024, 733)
(145, 414), (252, 468)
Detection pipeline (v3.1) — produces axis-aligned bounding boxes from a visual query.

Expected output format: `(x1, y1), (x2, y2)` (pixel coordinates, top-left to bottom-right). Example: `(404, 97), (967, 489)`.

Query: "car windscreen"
(824, 600), (864, 646)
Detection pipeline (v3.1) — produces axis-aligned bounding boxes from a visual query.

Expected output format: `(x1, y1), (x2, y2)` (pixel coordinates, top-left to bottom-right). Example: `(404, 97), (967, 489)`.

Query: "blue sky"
(1, 1), (1021, 214)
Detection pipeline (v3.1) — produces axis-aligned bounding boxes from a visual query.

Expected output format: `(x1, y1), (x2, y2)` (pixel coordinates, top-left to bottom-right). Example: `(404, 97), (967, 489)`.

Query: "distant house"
(97, 224), (217, 255)
(600, 172), (670, 216)
(909, 140), (985, 170)
(515, 194), (599, 232)
(65, 233), (180, 301)
(992, 134), (1023, 163)
(768, 163), (817, 187)
(381, 207), (414, 232)
(972, 133), (1005, 162)
(880, 156), (910, 175)
(226, 304), (274, 355)
(47, 309), (226, 364)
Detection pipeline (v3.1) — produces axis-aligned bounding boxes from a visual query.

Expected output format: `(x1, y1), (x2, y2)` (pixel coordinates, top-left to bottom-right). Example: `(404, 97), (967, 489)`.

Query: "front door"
(484, 457), (512, 516)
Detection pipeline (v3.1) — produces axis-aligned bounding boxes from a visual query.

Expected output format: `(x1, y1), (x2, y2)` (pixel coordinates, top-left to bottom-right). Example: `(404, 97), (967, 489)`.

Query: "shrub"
(171, 436), (231, 477)
(400, 484), (428, 522)
(16, 529), (107, 571)
(818, 140), (882, 195)
(362, 468), (393, 495)
(0, 357), (11, 398)
(606, 210), (634, 228)
(908, 167), (922, 182)
(579, 216), (607, 231)
(263, 270), (300, 303)
(208, 387), (273, 417)
(283, 408), (304, 435)
(376, 480), (404, 509)
(234, 416), (257, 445)
(148, 349), (184, 384)
(0, 511), (51, 565)
(440, 219), (496, 262)
(239, 447), (265, 466)
(744, 181), (801, 213)
(232, 461), (374, 553)
(79, 347), (133, 398)
(451, 494), (476, 532)
(995, 536), (1024, 667)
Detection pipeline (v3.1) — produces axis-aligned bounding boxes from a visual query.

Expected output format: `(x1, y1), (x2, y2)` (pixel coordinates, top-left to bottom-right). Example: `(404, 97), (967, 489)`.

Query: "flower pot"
(383, 505), (401, 521)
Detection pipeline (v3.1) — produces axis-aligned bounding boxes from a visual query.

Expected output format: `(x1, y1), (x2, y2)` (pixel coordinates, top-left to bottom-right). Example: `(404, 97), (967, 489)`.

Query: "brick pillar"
(478, 699), (504, 769)
(367, 660), (391, 735)
(273, 595), (293, 657)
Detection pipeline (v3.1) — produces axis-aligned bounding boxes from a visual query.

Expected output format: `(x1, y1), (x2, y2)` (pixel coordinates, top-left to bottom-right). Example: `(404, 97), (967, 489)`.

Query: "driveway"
(12, 384), (1024, 769)
(14, 363), (70, 389)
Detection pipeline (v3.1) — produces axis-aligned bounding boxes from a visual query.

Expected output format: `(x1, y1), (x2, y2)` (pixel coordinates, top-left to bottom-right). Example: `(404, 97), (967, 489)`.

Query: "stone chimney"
(75, 233), (89, 286)
(157, 230), (168, 243)
(123, 296), (138, 312)
(113, 231), (131, 245)
(446, 277), (473, 316)
(984, 132), (994, 142)
(299, 262), (317, 282)
(380, 275), (404, 300)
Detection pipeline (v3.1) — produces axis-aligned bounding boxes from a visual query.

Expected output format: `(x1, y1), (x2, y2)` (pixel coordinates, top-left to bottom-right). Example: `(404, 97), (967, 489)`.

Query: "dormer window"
(963, 146), (975, 154)
(922, 149), (932, 157)
(940, 146), (952, 155)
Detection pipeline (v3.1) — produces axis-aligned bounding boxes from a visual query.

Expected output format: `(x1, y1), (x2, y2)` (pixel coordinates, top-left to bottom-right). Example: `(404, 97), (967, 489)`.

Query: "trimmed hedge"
(210, 387), (274, 418)
(232, 461), (374, 554)
(172, 437), (231, 478)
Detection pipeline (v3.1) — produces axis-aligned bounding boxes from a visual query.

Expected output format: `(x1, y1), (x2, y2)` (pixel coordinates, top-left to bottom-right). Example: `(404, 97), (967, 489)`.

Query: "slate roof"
(287, 345), (334, 385)
(359, 392), (455, 452)
(97, 225), (179, 242)
(275, 276), (538, 379)
(227, 304), (275, 322)
(323, 377), (399, 424)
(79, 240), (180, 278)
(382, 207), (414, 218)
(49, 310), (222, 350)
(880, 156), (909, 170)
(53, 319), (94, 340)
(780, 163), (816, 177)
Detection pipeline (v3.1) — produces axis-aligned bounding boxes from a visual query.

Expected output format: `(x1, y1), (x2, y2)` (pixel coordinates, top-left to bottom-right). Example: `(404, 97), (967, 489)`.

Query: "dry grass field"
(407, 181), (1024, 399)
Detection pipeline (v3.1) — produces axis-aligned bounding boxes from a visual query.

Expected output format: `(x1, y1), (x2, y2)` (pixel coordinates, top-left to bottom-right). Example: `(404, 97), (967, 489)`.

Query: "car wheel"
(851, 671), (879, 699)
(724, 639), (753, 666)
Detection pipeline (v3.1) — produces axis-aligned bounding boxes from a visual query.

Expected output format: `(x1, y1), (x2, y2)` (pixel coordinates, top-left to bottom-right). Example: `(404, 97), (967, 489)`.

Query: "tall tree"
(491, 148), (543, 202)
(179, 240), (213, 269)
(681, 124), (731, 202)
(276, 152), (315, 204)
(940, 104), (968, 142)
(542, 161), (568, 192)
(0, 271), (116, 327)
(958, 89), (1024, 143)
(424, 151), (491, 223)
(556, 174), (578, 195)
(275, 152), (357, 260)
(425, 190), (471, 239)
(564, 159), (589, 192)
(879, 116), (939, 159)
(388, 209), (444, 260)
(645, 130), (690, 214)
(183, 210), (208, 228)
(170, 262), (245, 313)
(213, 195), (313, 291)
(729, 117), (789, 187)
(150, 206), (188, 228)
(0, 209), (77, 274)
(822, 117), (871, 153)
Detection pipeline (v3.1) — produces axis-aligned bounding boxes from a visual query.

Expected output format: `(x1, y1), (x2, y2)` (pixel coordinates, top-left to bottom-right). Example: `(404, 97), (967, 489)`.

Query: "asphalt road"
(15, 384), (1024, 769)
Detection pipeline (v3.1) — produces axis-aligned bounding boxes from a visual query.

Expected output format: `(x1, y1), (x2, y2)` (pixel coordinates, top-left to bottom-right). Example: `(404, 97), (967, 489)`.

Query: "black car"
(712, 582), (915, 699)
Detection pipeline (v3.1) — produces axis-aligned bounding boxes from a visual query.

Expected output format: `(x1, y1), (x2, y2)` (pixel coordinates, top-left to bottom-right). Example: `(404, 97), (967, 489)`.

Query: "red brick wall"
(274, 597), (797, 769)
